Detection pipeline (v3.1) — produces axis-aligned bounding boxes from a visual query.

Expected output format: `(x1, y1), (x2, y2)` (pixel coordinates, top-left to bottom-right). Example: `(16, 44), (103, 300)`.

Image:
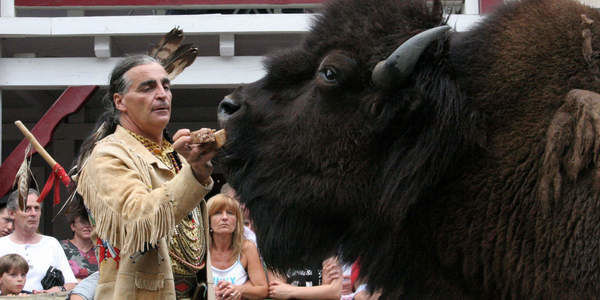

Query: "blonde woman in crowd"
(207, 194), (267, 300)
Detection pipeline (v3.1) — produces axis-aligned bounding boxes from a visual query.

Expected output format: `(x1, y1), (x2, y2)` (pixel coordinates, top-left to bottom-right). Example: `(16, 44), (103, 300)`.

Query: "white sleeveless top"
(212, 256), (248, 285)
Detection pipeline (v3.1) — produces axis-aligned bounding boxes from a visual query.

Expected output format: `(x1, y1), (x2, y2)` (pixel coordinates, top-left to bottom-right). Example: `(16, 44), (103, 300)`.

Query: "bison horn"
(372, 25), (451, 89)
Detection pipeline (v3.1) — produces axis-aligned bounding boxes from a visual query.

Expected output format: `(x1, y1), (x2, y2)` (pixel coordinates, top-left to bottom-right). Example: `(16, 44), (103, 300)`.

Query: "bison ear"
(371, 25), (450, 89)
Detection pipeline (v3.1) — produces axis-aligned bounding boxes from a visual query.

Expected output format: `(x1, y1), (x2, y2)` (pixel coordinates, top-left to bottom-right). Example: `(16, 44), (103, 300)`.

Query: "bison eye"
(318, 67), (338, 84)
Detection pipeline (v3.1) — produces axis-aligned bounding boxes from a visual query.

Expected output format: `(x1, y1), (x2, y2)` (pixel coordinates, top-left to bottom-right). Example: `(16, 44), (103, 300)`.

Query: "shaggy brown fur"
(217, 0), (600, 298)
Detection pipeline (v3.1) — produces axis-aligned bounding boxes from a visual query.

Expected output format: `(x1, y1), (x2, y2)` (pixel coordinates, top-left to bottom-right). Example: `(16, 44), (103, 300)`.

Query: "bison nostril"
(218, 97), (241, 116)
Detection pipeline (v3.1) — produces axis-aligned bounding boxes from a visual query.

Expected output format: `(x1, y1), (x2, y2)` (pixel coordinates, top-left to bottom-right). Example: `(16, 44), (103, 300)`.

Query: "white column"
(94, 36), (111, 58)
(1, 0), (16, 17)
(464, 0), (480, 14)
(219, 33), (235, 57)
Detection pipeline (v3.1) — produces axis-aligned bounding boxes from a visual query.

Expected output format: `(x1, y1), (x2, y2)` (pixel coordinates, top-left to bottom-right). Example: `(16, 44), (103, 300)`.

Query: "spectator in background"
(268, 257), (343, 300)
(0, 194), (16, 237)
(345, 260), (381, 300)
(208, 193), (267, 300)
(340, 263), (353, 298)
(220, 184), (256, 245)
(0, 253), (30, 296)
(61, 200), (97, 281)
(68, 271), (98, 300)
(0, 188), (77, 293)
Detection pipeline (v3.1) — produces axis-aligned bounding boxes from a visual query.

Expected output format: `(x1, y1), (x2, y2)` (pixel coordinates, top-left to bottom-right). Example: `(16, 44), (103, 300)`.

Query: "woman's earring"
(209, 228), (213, 233)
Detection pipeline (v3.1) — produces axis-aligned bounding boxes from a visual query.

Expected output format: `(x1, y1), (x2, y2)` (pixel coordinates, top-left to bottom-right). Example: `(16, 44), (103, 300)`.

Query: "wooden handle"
(14, 121), (58, 168)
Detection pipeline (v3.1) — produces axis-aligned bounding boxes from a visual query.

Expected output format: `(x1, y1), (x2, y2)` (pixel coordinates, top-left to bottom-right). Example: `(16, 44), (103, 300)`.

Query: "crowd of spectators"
(0, 185), (378, 300)
(0, 188), (78, 295)
(0, 185), (380, 300)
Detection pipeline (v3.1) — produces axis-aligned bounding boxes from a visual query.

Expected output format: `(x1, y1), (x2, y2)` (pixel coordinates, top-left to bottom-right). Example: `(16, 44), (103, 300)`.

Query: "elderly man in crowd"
(73, 55), (217, 300)
(0, 194), (16, 237)
(0, 188), (77, 293)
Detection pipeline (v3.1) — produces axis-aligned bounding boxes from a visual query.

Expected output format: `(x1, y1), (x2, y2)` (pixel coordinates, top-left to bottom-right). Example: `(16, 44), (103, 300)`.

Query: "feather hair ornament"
(148, 27), (198, 80)
(149, 27), (185, 61)
(164, 43), (197, 80)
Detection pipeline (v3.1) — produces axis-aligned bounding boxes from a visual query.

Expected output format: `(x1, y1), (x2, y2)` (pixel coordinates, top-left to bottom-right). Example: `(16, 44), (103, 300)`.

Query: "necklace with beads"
(125, 129), (180, 174)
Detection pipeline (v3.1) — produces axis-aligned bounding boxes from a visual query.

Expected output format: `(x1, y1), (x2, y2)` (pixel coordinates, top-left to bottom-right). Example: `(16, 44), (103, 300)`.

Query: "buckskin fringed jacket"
(77, 125), (214, 300)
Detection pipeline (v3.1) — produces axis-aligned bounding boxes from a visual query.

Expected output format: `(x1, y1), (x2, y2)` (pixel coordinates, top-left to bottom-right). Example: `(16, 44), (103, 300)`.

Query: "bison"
(216, 0), (600, 298)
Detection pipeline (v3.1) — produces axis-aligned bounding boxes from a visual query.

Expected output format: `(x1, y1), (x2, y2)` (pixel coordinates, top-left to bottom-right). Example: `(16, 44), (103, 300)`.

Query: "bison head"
(217, 0), (482, 293)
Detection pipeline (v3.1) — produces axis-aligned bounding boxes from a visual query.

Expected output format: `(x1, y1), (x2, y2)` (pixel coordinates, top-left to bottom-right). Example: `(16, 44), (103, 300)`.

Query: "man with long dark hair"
(73, 55), (217, 300)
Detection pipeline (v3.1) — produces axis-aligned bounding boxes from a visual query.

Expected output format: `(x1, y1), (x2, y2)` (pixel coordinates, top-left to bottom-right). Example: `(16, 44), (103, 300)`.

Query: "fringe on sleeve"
(77, 141), (176, 255)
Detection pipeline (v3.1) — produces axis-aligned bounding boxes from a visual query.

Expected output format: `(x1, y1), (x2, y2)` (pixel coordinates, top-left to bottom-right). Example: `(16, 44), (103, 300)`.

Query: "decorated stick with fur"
(15, 121), (59, 168)
(14, 120), (71, 205)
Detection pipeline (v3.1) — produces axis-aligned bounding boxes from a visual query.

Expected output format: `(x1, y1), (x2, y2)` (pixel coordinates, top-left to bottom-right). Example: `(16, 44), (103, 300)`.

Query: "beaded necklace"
(125, 129), (180, 174)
